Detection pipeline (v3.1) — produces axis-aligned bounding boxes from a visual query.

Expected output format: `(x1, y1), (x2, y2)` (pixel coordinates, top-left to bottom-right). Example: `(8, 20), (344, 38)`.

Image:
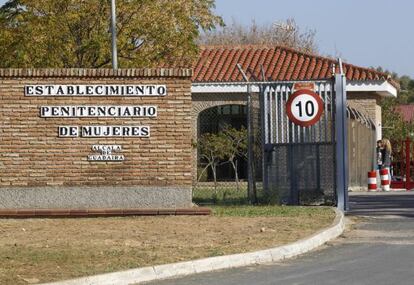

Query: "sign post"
(111, 0), (118, 69)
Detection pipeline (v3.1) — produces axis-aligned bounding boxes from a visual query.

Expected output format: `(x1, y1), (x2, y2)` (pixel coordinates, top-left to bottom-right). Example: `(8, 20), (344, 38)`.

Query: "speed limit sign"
(286, 89), (324, 127)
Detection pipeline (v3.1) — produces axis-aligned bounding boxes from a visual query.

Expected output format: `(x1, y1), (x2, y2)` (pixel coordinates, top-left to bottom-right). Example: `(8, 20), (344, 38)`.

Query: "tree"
(221, 126), (248, 191)
(199, 18), (318, 54)
(196, 126), (247, 196)
(376, 70), (414, 140)
(381, 98), (414, 141)
(197, 132), (227, 192)
(0, 0), (223, 68)
(399, 75), (414, 104)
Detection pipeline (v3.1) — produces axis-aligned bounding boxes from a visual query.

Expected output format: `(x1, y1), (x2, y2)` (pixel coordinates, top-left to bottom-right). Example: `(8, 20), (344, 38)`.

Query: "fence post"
(335, 64), (349, 212)
(247, 83), (258, 204)
(236, 64), (258, 204)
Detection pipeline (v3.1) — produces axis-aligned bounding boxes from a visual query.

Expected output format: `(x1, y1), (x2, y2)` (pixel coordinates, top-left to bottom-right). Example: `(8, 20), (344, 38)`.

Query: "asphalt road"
(149, 192), (414, 285)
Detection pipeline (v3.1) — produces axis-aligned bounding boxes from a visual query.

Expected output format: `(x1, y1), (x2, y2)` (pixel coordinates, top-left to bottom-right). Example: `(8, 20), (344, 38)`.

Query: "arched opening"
(197, 104), (247, 182)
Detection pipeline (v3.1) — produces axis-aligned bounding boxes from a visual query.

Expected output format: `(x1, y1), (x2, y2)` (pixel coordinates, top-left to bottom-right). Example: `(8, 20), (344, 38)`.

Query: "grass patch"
(193, 186), (248, 205)
(212, 205), (333, 217)
(193, 186), (333, 207)
(0, 206), (335, 284)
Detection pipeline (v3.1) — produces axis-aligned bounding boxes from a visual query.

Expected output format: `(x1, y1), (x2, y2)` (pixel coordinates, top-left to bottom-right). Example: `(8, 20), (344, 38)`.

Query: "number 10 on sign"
(286, 89), (324, 127)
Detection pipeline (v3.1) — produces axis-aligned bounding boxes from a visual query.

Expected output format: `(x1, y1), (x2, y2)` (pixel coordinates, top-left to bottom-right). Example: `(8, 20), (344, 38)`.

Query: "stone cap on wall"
(0, 68), (193, 78)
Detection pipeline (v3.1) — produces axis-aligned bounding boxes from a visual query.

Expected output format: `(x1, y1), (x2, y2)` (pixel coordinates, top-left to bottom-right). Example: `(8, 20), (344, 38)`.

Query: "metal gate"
(391, 138), (414, 190)
(258, 75), (348, 208)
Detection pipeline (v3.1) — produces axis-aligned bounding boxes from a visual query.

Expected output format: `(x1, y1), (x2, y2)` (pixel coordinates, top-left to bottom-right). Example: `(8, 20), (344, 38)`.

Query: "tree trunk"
(212, 163), (218, 194)
(196, 164), (210, 186)
(230, 159), (239, 191)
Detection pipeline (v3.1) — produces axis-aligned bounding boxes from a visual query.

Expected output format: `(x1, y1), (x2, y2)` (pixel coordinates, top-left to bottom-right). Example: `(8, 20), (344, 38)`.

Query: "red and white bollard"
(380, 168), (391, 191)
(368, 171), (377, 191)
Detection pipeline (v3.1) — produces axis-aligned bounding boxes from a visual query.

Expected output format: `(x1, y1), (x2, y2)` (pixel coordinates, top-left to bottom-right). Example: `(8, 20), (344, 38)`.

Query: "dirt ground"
(0, 210), (334, 284)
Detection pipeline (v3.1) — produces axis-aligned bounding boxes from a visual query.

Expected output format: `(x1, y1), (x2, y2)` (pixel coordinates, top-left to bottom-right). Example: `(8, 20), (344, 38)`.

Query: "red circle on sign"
(286, 89), (324, 127)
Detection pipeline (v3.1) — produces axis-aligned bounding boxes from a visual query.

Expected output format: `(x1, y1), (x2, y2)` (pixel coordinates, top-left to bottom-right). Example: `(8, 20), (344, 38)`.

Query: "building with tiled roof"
(191, 45), (398, 145)
(192, 45), (399, 91)
(395, 105), (414, 122)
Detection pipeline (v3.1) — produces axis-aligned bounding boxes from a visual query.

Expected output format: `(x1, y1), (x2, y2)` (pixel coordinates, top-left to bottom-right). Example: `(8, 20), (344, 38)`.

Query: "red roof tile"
(192, 45), (399, 88)
(395, 105), (414, 122)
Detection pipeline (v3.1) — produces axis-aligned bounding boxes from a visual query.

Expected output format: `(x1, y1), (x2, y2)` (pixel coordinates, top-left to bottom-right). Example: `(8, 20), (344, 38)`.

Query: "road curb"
(41, 209), (345, 285)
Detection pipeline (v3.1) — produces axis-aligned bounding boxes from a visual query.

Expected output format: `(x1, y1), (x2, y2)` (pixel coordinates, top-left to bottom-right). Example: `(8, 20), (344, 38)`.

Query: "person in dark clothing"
(381, 138), (392, 187)
(377, 140), (383, 170)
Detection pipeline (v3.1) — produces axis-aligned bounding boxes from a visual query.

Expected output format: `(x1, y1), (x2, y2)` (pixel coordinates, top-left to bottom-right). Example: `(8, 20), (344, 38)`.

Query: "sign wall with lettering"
(29, 85), (163, 162)
(0, 72), (193, 189)
(25, 85), (167, 96)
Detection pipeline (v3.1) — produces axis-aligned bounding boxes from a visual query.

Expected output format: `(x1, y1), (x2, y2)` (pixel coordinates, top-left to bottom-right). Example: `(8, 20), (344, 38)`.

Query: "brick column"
(347, 92), (382, 140)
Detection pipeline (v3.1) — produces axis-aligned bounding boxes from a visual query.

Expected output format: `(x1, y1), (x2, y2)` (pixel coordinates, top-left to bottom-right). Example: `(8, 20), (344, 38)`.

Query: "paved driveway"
(150, 192), (414, 285)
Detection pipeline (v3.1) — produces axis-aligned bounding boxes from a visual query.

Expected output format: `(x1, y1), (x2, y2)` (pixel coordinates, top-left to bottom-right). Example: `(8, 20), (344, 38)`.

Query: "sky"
(214, 0), (414, 78)
(0, 0), (412, 78)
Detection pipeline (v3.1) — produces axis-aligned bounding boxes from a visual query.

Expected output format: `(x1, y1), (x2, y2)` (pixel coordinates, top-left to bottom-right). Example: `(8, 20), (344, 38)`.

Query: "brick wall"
(347, 92), (382, 140)
(0, 69), (193, 209)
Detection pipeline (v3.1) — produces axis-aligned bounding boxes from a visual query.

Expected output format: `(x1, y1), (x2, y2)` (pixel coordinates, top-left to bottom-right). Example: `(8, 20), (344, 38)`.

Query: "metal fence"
(250, 88), (376, 205)
(194, 86), (376, 205)
(257, 81), (337, 205)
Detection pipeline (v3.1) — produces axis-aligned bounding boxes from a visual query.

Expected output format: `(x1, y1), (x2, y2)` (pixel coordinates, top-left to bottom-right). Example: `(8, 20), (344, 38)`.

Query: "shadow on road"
(348, 192), (414, 217)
